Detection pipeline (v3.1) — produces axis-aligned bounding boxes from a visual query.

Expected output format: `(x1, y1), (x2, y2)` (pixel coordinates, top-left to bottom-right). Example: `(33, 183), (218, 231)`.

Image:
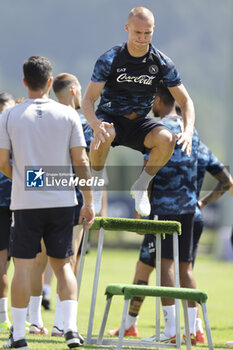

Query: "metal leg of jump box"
(77, 230), (90, 297)
(182, 300), (191, 350)
(118, 299), (130, 350)
(202, 303), (214, 350)
(86, 227), (105, 344)
(173, 232), (181, 348)
(97, 297), (113, 345)
(155, 232), (161, 342)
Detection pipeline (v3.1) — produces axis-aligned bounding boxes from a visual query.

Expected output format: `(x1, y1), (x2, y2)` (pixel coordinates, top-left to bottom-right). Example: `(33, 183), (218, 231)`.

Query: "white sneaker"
(51, 326), (64, 337)
(130, 183), (151, 216)
(29, 324), (48, 335)
(141, 334), (157, 342)
(141, 332), (176, 343)
(93, 189), (103, 215)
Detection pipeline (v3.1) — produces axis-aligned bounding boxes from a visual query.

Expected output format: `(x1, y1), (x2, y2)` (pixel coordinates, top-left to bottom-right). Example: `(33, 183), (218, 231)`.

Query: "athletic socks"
(0, 297), (10, 323)
(29, 295), (43, 328)
(130, 170), (153, 216)
(183, 307), (198, 335)
(53, 294), (64, 330)
(11, 307), (27, 341)
(133, 169), (154, 191)
(196, 317), (204, 333)
(162, 305), (176, 337)
(61, 300), (78, 333)
(125, 314), (139, 329)
(91, 168), (105, 214)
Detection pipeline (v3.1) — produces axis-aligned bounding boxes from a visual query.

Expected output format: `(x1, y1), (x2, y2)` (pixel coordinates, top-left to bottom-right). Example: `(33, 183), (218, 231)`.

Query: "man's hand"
(198, 199), (205, 210)
(79, 204), (95, 231)
(175, 129), (193, 157)
(92, 121), (114, 150)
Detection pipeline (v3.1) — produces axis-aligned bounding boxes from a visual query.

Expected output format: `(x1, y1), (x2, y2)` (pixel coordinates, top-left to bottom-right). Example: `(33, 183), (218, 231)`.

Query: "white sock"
(11, 307), (27, 341)
(133, 169), (154, 191)
(29, 296), (43, 328)
(196, 317), (204, 333)
(43, 284), (51, 297)
(183, 307), (197, 336)
(125, 315), (138, 329)
(91, 168), (105, 213)
(162, 305), (176, 337)
(53, 294), (63, 330)
(0, 297), (9, 323)
(91, 168), (105, 188)
(26, 306), (30, 323)
(61, 300), (78, 333)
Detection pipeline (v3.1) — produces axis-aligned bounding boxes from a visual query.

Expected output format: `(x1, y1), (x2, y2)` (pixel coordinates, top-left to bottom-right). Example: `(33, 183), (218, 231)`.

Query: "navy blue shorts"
(192, 220), (204, 266)
(10, 206), (75, 259)
(139, 233), (156, 267)
(153, 213), (195, 262)
(73, 202), (83, 226)
(0, 206), (11, 251)
(96, 110), (164, 154)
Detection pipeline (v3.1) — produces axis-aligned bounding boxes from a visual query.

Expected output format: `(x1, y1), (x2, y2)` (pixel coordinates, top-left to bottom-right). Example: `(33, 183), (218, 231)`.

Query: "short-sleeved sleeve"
(0, 110), (12, 150)
(158, 50), (182, 87)
(91, 45), (121, 83)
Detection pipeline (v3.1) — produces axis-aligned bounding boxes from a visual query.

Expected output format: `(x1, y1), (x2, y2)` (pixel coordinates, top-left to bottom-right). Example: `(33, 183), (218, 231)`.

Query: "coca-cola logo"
(116, 73), (155, 85)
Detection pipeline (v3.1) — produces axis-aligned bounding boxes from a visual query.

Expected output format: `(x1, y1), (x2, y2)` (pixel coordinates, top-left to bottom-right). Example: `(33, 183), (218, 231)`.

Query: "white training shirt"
(0, 98), (86, 210)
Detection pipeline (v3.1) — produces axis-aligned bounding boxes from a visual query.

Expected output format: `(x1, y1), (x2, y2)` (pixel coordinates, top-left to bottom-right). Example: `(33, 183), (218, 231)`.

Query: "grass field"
(1, 247), (233, 350)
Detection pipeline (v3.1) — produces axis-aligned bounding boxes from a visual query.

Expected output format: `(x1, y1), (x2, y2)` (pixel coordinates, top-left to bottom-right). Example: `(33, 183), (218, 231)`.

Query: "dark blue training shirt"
(91, 43), (181, 116)
(0, 172), (11, 207)
(195, 141), (224, 222)
(75, 112), (93, 205)
(0, 113), (12, 207)
(147, 116), (199, 215)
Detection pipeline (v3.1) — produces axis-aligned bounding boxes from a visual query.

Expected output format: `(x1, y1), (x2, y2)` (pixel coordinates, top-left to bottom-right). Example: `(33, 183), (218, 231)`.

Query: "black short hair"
(0, 92), (14, 106)
(23, 56), (52, 90)
(156, 82), (175, 106)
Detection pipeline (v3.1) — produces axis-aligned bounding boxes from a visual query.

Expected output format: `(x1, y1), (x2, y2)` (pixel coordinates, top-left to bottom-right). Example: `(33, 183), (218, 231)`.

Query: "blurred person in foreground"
(0, 93), (15, 331)
(0, 56), (94, 349)
(82, 6), (195, 217)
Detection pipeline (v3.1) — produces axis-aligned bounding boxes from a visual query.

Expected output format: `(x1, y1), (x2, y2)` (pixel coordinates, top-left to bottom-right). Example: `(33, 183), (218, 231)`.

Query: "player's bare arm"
(71, 146), (95, 231)
(82, 81), (115, 150)
(229, 183), (233, 197)
(168, 84), (195, 157)
(198, 168), (233, 209)
(0, 149), (12, 179)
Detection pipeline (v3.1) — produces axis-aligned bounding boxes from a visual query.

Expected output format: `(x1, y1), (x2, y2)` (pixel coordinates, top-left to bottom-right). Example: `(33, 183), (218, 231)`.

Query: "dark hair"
(156, 82), (174, 106)
(0, 92), (14, 105)
(53, 73), (78, 94)
(23, 56), (52, 90)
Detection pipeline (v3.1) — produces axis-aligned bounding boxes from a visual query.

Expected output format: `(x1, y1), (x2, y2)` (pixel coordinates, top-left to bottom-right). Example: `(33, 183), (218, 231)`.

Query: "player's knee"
(162, 128), (176, 151)
(145, 126), (175, 151)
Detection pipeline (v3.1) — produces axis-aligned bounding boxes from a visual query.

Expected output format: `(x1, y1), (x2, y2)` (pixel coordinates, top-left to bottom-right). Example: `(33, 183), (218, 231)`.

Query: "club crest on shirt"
(148, 65), (159, 75)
